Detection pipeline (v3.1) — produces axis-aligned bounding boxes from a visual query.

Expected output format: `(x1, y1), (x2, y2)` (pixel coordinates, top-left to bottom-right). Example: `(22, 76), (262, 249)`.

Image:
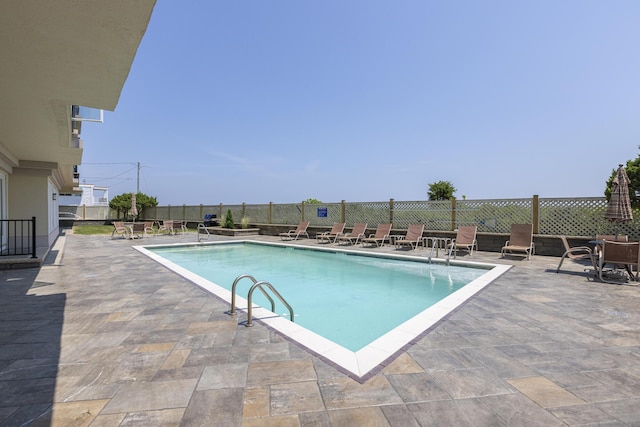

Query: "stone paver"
(0, 231), (640, 425)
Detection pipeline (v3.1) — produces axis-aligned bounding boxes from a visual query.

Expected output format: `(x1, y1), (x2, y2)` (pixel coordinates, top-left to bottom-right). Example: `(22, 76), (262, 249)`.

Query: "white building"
(60, 184), (109, 207)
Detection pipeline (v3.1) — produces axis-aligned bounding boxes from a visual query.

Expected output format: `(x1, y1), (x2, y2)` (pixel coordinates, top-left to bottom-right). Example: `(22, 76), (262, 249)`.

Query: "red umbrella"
(604, 165), (633, 234)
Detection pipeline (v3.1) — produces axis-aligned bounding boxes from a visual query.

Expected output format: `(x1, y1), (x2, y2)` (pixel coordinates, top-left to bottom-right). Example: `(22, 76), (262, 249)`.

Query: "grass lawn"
(72, 223), (196, 235)
(72, 224), (114, 235)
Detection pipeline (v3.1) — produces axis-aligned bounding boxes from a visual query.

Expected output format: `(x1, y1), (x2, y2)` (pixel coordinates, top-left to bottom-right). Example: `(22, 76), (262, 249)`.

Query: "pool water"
(147, 242), (487, 351)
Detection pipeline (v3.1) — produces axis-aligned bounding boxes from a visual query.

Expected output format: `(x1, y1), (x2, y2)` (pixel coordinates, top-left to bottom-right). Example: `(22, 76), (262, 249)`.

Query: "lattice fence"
(67, 196), (640, 238)
(456, 198), (533, 234)
(345, 201), (390, 227)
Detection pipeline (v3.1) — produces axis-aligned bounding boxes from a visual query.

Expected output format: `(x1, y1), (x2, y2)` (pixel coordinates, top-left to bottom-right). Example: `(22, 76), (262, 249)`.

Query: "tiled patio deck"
(1, 230), (640, 426)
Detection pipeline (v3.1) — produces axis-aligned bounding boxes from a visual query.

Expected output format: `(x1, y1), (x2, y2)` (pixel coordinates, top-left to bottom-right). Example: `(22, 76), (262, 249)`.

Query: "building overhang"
(0, 0), (156, 189)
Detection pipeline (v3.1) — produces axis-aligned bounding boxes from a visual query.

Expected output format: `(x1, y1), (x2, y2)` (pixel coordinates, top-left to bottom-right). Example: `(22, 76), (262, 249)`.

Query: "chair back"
(113, 221), (125, 230)
(559, 235), (571, 252)
(374, 224), (392, 238)
(132, 223), (145, 233)
(296, 221), (310, 232)
(329, 223), (345, 234)
(456, 226), (477, 245)
(509, 224), (533, 247)
(601, 240), (640, 266)
(404, 224), (425, 241)
(350, 223), (367, 236)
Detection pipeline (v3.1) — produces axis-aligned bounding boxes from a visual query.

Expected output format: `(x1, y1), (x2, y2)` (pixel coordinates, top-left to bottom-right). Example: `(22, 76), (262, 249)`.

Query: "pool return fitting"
(228, 274), (294, 327)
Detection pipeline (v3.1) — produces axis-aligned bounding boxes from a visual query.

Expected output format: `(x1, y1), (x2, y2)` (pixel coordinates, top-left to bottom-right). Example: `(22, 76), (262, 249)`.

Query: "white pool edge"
(134, 241), (511, 379)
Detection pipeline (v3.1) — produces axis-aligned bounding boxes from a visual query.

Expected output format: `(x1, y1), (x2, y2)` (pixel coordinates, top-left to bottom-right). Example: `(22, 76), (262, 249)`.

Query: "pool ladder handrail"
(196, 223), (210, 242)
(229, 274), (294, 327)
(426, 239), (451, 266)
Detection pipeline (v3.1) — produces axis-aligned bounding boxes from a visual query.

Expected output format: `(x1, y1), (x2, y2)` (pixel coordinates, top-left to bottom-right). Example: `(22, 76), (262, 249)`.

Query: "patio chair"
(279, 221), (310, 241)
(555, 236), (593, 273)
(158, 220), (173, 235)
(336, 223), (368, 246)
(144, 221), (155, 237)
(596, 240), (640, 284)
(173, 220), (187, 235)
(131, 222), (146, 239)
(111, 221), (130, 239)
(395, 224), (425, 250)
(501, 224), (534, 260)
(361, 223), (393, 247)
(594, 234), (628, 256)
(447, 226), (478, 259)
(317, 223), (346, 244)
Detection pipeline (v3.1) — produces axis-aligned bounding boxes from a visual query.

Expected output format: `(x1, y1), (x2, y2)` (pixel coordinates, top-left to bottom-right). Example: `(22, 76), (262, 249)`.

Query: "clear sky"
(79, 1), (640, 205)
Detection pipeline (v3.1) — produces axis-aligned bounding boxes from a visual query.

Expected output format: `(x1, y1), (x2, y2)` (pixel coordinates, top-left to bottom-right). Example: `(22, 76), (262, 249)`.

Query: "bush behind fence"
(60, 196), (639, 239)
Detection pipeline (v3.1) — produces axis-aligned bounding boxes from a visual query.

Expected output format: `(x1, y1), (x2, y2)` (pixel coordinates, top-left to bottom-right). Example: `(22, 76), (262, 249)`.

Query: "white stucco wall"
(9, 173), (57, 249)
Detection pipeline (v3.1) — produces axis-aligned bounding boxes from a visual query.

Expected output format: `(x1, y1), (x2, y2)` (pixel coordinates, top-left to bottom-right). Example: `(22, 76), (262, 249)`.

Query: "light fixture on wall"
(52, 193), (57, 200)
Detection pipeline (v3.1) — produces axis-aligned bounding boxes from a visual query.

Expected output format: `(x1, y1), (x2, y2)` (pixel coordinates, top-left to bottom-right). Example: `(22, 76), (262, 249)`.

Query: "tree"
(427, 181), (456, 201)
(109, 192), (158, 220)
(605, 147), (640, 208)
(304, 198), (322, 204)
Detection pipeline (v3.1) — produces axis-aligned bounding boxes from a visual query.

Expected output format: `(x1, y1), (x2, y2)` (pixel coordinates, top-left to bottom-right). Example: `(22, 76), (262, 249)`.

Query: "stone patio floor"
(1, 230), (640, 426)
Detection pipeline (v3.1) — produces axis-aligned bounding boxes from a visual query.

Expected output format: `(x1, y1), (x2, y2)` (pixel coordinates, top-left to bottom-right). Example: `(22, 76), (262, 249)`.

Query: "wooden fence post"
(301, 201), (305, 222)
(451, 198), (457, 231)
(533, 195), (539, 234)
(269, 202), (273, 224)
(242, 202), (246, 219)
(341, 200), (345, 224)
(389, 198), (394, 227)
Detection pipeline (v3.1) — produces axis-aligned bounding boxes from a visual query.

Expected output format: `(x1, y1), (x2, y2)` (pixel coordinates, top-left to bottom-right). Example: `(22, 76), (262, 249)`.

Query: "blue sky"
(80, 1), (640, 205)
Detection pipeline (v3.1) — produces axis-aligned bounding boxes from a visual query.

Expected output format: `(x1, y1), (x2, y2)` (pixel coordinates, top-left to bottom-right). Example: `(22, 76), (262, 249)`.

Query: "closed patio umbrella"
(130, 193), (138, 220)
(604, 164), (633, 235)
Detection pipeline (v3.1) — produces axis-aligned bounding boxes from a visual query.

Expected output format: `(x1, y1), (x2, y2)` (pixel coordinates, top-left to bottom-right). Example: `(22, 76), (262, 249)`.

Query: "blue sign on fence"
(317, 207), (328, 217)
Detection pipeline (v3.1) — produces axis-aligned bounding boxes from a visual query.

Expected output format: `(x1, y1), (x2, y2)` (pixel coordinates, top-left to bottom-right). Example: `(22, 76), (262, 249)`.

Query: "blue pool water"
(148, 242), (487, 351)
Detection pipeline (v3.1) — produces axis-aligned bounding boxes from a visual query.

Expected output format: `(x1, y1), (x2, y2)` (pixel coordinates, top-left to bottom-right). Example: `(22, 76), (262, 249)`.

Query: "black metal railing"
(0, 217), (36, 258)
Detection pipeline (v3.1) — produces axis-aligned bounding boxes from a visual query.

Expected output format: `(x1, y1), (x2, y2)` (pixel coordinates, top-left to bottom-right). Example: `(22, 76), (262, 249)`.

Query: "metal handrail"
(228, 274), (275, 316)
(228, 274), (294, 327)
(246, 281), (294, 327)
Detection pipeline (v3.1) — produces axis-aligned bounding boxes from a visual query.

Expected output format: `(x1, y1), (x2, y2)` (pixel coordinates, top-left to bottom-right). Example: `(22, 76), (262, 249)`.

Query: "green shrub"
(223, 209), (235, 229)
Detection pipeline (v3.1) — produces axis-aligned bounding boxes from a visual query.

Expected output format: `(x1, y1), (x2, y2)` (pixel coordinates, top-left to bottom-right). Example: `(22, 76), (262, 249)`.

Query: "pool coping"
(134, 240), (512, 381)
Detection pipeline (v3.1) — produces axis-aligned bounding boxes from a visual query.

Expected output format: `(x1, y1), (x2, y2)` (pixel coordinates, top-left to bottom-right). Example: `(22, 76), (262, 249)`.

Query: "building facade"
(0, 1), (156, 253)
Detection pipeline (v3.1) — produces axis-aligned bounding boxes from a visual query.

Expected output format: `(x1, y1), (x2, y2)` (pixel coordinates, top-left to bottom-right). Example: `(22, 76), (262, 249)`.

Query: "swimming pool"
(136, 240), (510, 379)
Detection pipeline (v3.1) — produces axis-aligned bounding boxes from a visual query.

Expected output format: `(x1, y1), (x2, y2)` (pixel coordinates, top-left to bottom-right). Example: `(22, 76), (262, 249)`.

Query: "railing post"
(451, 198), (457, 231)
(341, 200), (345, 224)
(31, 216), (36, 258)
(389, 198), (394, 228)
(532, 194), (539, 234)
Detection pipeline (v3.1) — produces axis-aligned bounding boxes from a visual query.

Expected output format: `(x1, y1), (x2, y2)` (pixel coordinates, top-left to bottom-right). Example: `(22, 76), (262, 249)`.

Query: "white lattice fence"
(345, 202), (390, 227)
(243, 204), (270, 224)
(456, 199), (533, 233)
(539, 197), (640, 239)
(392, 201), (452, 230)
(130, 196), (640, 238)
(304, 203), (342, 226)
(271, 203), (303, 225)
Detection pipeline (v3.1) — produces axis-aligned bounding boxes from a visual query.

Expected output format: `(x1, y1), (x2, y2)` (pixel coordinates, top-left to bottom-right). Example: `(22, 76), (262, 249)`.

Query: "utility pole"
(136, 162), (140, 193)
